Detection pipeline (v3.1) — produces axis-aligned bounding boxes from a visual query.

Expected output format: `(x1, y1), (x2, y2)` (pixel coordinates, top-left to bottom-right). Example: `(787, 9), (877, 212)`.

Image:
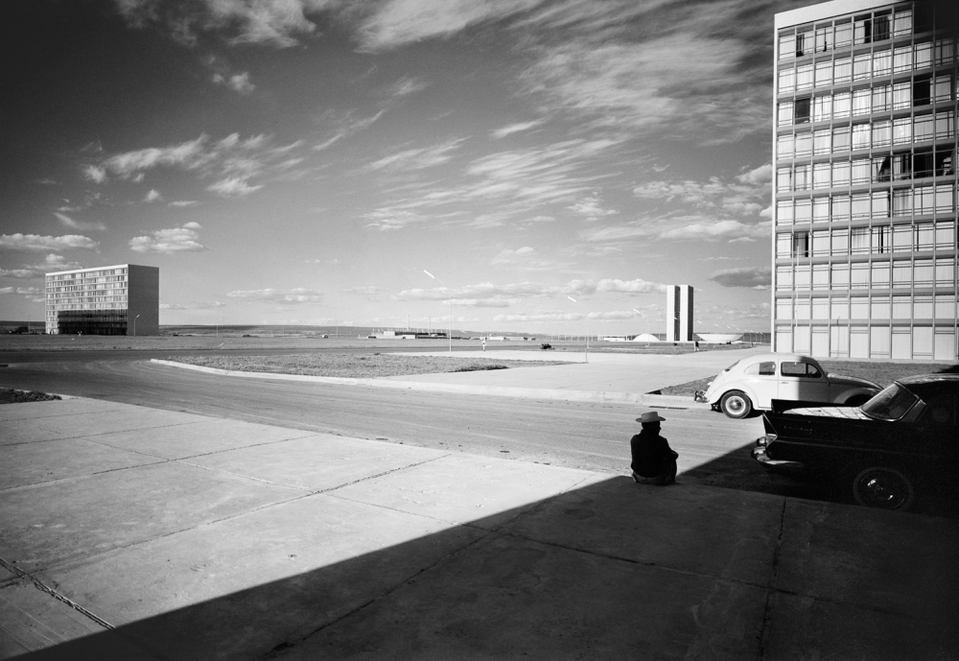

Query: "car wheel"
(720, 390), (752, 419)
(852, 466), (915, 511)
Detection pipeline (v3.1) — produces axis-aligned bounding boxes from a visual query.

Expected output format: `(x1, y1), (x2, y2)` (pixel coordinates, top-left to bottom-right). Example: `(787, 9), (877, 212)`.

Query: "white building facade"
(666, 285), (694, 342)
(45, 264), (159, 335)
(772, 0), (957, 359)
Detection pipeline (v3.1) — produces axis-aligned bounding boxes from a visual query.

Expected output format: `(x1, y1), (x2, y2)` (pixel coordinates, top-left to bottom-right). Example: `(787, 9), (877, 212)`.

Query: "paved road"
(0, 349), (829, 501)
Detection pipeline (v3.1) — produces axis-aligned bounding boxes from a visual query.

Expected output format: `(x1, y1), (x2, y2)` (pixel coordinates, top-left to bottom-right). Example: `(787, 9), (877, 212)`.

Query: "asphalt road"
(0, 349), (829, 502)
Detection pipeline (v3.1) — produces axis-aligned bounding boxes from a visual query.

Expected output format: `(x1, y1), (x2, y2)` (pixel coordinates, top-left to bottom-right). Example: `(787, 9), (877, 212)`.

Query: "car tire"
(852, 466), (915, 511)
(720, 390), (752, 419)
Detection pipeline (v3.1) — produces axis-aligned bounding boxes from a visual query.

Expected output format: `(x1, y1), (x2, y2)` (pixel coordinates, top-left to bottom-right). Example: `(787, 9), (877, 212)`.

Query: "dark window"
(795, 97), (811, 124)
(914, 149), (934, 178)
(914, 76), (931, 106)
(781, 361), (823, 378)
(793, 231), (810, 257)
(936, 147), (955, 176)
(920, 394), (957, 427)
(758, 361), (776, 376)
(873, 13), (891, 41)
(796, 32), (806, 56)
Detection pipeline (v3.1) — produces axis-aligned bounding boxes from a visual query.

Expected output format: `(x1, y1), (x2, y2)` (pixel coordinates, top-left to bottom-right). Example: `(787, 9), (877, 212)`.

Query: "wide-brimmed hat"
(636, 411), (666, 424)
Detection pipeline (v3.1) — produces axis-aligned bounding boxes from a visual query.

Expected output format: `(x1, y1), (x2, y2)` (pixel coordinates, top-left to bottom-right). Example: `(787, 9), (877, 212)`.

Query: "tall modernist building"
(773, 0), (958, 360)
(45, 264), (159, 336)
(665, 285), (694, 342)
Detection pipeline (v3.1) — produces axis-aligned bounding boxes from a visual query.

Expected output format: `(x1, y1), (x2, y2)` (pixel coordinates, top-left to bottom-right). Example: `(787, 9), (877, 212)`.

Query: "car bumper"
(752, 439), (804, 474)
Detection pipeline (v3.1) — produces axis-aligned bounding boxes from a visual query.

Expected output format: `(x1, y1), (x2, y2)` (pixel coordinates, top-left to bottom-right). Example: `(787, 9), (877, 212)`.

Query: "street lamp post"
(567, 296), (588, 363)
(133, 314), (140, 337)
(423, 270), (453, 352)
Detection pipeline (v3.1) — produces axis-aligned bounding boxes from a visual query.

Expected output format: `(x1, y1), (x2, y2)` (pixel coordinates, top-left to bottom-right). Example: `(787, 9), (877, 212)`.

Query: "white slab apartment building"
(773, 0), (957, 359)
(45, 264), (159, 336)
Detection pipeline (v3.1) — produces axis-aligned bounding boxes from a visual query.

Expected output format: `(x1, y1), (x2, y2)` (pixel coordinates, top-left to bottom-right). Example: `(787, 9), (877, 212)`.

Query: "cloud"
(207, 177), (263, 197)
(708, 267), (772, 290)
(596, 278), (665, 294)
(0, 234), (100, 252)
(82, 164), (108, 183)
(568, 193), (617, 219)
(115, 0), (335, 48)
(129, 224), (206, 253)
(226, 288), (323, 304)
(0, 269), (40, 279)
(491, 119), (546, 139)
(313, 110), (385, 151)
(366, 139), (465, 172)
(160, 301), (228, 310)
(144, 189), (163, 203)
(213, 71), (255, 94)
(169, 200), (200, 208)
(390, 75), (428, 97)
(354, 0), (542, 52)
(54, 212), (107, 231)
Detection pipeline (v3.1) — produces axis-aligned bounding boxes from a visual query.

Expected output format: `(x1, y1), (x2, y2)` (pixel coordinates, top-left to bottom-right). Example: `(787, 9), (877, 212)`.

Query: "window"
(812, 229), (830, 255)
(936, 221), (956, 250)
(936, 39), (955, 66)
(935, 147), (955, 177)
(813, 96), (833, 122)
(795, 132), (812, 156)
(872, 85), (891, 113)
(852, 158), (871, 184)
(872, 225), (890, 253)
(813, 129), (831, 155)
(833, 160), (851, 187)
(812, 264), (830, 289)
(893, 117), (912, 145)
(779, 32), (796, 59)
(777, 134), (795, 160)
(851, 226), (870, 251)
(853, 53), (872, 80)
(815, 26), (832, 53)
(835, 22), (852, 47)
(872, 262), (891, 288)
(781, 361), (822, 377)
(894, 45), (913, 73)
(914, 149), (934, 178)
(872, 120), (891, 148)
(935, 111), (955, 140)
(873, 50), (892, 77)
(914, 259), (934, 285)
(777, 200), (794, 225)
(914, 42), (932, 70)
(777, 267), (793, 290)
(893, 81), (911, 109)
(832, 296), (849, 318)
(833, 91), (852, 118)
(833, 124), (851, 150)
(893, 260), (913, 286)
(777, 233), (792, 257)
(873, 13), (890, 41)
(936, 258), (956, 286)
(793, 231), (810, 257)
(815, 60), (833, 88)
(892, 189), (913, 217)
(795, 97), (811, 124)
(852, 123), (871, 150)
(916, 224), (935, 250)
(778, 102), (794, 126)
(933, 76), (953, 103)
(832, 227), (849, 253)
(795, 164), (810, 190)
(777, 167), (792, 192)
(796, 29), (811, 57)
(915, 114), (934, 142)
(747, 361), (777, 376)
(853, 88), (872, 116)
(892, 9), (912, 38)
(834, 57), (852, 84)
(936, 185), (955, 214)
(813, 163), (831, 189)
(779, 68), (796, 93)
(914, 76), (931, 106)
(795, 198), (812, 223)
(813, 196), (830, 222)
(796, 64), (814, 90)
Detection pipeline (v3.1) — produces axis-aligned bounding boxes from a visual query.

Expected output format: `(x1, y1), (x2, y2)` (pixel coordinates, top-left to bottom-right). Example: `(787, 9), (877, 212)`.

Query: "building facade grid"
(772, 0), (958, 360)
(45, 264), (159, 335)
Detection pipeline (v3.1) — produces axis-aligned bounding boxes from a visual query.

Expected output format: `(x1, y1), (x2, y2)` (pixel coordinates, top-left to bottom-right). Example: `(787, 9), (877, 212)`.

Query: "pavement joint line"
(307, 453), (453, 496)
(0, 556), (115, 631)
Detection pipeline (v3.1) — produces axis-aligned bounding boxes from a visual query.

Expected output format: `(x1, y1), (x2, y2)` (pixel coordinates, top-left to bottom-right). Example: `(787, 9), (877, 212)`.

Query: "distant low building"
(45, 264), (159, 336)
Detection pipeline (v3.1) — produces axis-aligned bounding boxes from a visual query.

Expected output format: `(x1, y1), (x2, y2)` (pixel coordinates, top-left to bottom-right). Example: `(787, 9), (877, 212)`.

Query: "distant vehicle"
(698, 353), (879, 419)
(752, 374), (959, 511)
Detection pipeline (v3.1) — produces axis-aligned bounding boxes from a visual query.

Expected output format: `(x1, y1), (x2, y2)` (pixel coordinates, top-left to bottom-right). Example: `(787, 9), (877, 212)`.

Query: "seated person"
(630, 411), (678, 486)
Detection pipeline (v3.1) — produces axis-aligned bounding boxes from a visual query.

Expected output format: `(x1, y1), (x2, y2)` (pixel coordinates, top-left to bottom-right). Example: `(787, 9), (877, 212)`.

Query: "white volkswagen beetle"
(700, 353), (880, 419)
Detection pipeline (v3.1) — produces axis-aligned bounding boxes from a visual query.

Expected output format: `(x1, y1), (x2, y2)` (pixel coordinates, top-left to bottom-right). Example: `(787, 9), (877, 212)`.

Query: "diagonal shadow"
(9, 474), (959, 661)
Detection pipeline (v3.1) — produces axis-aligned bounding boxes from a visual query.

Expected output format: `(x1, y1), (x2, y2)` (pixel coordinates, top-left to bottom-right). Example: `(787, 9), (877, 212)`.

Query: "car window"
(862, 383), (919, 421)
(781, 361), (821, 378)
(743, 361), (776, 376)
(918, 394), (957, 427)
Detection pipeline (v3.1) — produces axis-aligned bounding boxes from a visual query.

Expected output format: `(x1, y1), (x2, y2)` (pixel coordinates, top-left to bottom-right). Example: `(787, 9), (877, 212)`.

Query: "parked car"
(698, 353), (880, 418)
(752, 374), (959, 511)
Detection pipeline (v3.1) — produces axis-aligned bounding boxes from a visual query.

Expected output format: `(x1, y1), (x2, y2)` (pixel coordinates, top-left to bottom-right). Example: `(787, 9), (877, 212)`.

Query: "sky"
(1, 0), (808, 335)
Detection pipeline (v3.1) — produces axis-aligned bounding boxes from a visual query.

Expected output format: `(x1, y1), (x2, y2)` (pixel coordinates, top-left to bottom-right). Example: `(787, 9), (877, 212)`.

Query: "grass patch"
(169, 353), (564, 378)
(0, 388), (61, 404)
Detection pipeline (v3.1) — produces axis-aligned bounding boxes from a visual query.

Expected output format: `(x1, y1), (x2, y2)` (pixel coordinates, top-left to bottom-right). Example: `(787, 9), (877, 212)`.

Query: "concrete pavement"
(1, 349), (958, 660)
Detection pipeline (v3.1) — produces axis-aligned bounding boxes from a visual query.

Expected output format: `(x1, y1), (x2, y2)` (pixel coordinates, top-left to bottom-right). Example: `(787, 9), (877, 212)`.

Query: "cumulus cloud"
(144, 189), (163, 203)
(129, 223), (206, 253)
(0, 234), (100, 252)
(708, 266), (772, 290)
(213, 71), (255, 94)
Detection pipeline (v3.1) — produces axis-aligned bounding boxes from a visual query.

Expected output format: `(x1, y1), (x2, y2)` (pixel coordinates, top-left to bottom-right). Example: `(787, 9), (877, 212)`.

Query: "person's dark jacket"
(630, 429), (677, 478)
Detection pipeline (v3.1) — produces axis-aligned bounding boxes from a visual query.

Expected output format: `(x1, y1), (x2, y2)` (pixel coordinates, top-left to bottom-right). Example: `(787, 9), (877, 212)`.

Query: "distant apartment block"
(773, 0), (958, 359)
(666, 285), (694, 342)
(45, 264), (159, 335)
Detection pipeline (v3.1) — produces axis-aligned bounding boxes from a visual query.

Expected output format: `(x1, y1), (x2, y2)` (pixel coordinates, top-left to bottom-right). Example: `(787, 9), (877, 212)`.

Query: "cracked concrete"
(2, 366), (958, 659)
